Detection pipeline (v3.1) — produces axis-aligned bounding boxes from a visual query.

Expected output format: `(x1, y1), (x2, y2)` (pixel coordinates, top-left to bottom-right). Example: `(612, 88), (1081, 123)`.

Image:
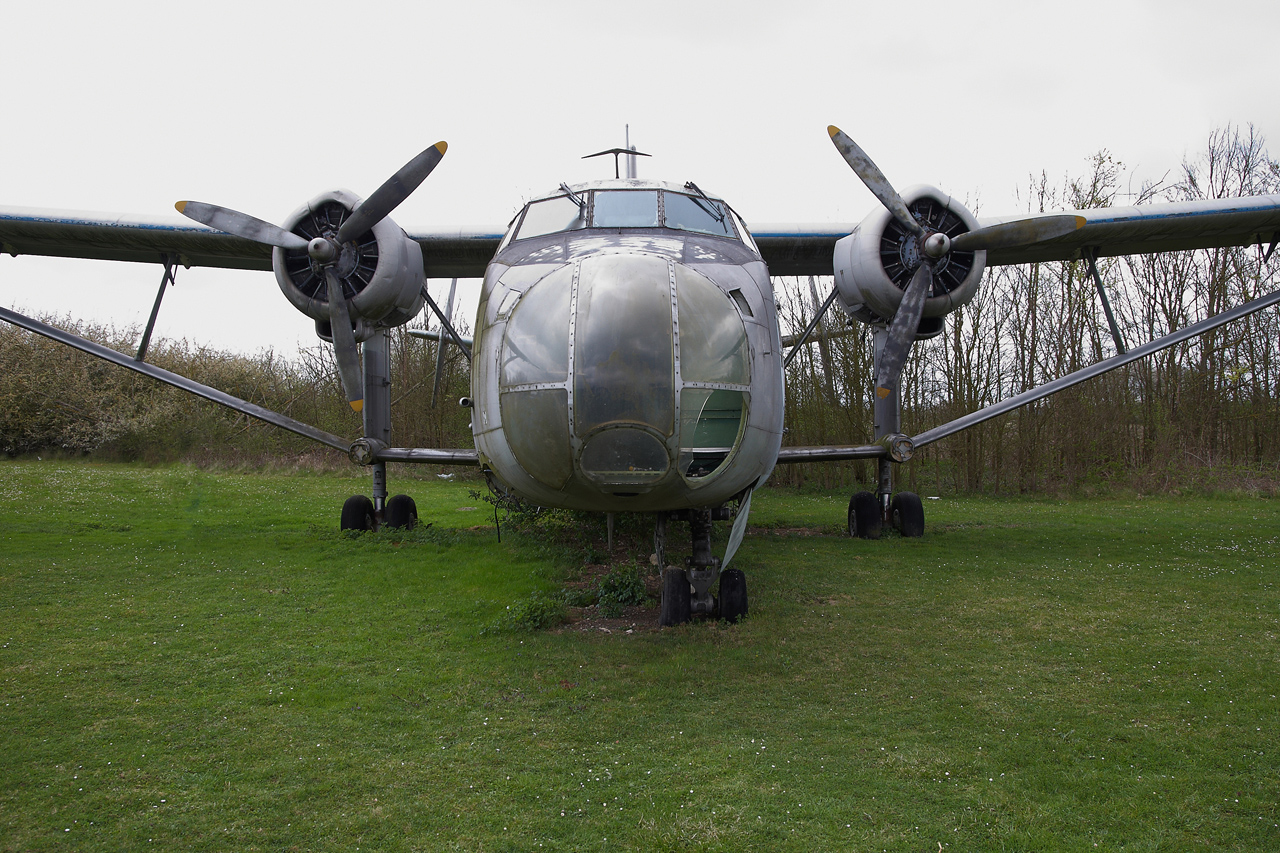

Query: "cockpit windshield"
(663, 192), (735, 238)
(510, 188), (742, 243)
(515, 195), (588, 240)
(592, 191), (659, 228)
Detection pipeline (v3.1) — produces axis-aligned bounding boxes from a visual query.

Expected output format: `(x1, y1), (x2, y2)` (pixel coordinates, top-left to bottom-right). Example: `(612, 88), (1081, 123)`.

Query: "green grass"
(2, 462), (1278, 851)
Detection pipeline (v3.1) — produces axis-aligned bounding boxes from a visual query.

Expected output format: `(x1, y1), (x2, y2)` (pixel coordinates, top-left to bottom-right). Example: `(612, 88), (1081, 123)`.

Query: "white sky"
(2, 0), (1278, 356)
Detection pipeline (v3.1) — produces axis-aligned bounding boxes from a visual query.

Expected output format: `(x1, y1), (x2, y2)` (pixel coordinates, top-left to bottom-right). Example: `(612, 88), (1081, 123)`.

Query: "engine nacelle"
(271, 189), (425, 342)
(833, 184), (985, 339)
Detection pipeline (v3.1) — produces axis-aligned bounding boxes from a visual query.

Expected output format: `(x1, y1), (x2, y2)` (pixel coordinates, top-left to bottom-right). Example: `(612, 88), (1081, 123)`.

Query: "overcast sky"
(3, 0), (1278, 356)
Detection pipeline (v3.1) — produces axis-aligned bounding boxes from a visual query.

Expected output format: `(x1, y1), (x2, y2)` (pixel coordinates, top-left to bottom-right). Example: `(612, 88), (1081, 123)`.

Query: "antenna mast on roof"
(582, 129), (651, 179)
(626, 125), (637, 179)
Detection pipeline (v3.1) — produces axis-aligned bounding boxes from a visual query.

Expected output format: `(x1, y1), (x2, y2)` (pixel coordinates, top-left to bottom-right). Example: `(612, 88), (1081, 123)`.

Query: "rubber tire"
(659, 568), (691, 627)
(848, 491), (882, 540)
(385, 494), (418, 530)
(891, 492), (925, 537)
(340, 494), (376, 533)
(719, 568), (748, 623)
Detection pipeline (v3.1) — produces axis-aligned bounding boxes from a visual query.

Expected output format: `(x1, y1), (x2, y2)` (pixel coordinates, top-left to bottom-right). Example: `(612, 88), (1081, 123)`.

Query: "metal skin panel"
(471, 197), (783, 512)
(832, 185), (986, 323)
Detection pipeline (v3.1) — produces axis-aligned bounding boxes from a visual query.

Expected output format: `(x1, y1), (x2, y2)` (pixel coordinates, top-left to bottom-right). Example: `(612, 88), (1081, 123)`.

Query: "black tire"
(385, 494), (418, 530)
(719, 568), (748, 623)
(659, 568), (691, 627)
(848, 491), (881, 539)
(891, 492), (925, 537)
(340, 494), (376, 533)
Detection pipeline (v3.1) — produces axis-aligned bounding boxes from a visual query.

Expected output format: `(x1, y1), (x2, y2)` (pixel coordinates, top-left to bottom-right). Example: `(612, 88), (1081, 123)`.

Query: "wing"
(0, 206), (501, 277)
(751, 194), (1280, 276)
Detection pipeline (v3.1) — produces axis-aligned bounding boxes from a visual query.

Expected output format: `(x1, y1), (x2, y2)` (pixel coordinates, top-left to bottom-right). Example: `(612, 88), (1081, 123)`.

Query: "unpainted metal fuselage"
(470, 178), (784, 513)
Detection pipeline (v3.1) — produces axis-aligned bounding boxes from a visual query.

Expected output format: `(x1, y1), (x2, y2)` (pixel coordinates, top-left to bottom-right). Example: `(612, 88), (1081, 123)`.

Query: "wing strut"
(1084, 249), (1127, 355)
(431, 278), (458, 406)
(911, 286), (1280, 449)
(135, 254), (178, 362)
(421, 286), (472, 361)
(782, 285), (840, 369)
(0, 305), (352, 452)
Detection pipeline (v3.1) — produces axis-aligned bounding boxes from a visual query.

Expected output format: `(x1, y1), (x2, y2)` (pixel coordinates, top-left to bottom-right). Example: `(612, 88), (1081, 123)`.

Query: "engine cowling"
(832, 184), (985, 338)
(271, 189), (425, 342)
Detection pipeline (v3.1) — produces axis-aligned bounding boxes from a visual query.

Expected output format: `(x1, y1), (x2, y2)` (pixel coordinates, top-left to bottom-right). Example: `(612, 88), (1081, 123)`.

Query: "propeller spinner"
(176, 142), (448, 412)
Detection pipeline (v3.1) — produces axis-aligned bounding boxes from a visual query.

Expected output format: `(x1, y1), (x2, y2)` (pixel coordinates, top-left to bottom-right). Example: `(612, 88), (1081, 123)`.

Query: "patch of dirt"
(558, 604), (663, 634)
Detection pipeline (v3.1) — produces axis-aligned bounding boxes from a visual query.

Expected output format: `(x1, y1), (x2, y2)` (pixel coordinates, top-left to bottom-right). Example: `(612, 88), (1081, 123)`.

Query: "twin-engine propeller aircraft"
(3, 127), (1280, 626)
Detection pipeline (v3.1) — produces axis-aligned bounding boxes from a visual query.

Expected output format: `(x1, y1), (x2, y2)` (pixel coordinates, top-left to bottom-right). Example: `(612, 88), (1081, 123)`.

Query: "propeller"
(175, 142), (449, 412)
(875, 263), (931, 399)
(336, 141), (447, 244)
(828, 125), (1086, 395)
(325, 268), (366, 412)
(174, 200), (309, 251)
(827, 126), (922, 238)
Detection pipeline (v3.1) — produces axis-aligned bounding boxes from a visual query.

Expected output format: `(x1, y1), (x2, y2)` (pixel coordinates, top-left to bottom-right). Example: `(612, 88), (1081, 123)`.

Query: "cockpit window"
(509, 188), (745, 243)
(591, 191), (659, 228)
(514, 195), (587, 240)
(664, 192), (737, 239)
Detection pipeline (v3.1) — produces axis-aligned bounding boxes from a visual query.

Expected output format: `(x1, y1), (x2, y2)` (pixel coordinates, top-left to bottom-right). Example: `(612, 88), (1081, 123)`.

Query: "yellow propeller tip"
(875, 387), (892, 399)
(349, 400), (364, 413)
(435, 141), (448, 155)
(174, 201), (188, 213)
(827, 125), (841, 138)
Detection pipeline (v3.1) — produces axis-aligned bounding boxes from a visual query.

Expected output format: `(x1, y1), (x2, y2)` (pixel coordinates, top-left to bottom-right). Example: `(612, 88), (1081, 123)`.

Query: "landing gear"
(341, 494), (376, 532)
(847, 489), (925, 538)
(848, 491), (882, 539)
(891, 491), (924, 537)
(719, 568), (748, 622)
(654, 508), (749, 626)
(384, 494), (418, 529)
(660, 567), (691, 626)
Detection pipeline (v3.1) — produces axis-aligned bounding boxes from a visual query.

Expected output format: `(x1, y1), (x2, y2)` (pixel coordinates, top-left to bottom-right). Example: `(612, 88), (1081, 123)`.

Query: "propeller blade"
(175, 200), (309, 251)
(875, 263), (933, 398)
(336, 141), (448, 244)
(950, 214), (1086, 253)
(828, 126), (922, 237)
(324, 269), (365, 412)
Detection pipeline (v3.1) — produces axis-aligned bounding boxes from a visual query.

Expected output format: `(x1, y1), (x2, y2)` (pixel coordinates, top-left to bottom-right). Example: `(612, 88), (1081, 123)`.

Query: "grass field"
(2, 461), (1278, 851)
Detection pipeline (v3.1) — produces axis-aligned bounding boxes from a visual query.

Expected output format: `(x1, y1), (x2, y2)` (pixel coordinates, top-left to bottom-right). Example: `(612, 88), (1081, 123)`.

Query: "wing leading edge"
(0, 206), (502, 278)
(751, 193), (1280, 276)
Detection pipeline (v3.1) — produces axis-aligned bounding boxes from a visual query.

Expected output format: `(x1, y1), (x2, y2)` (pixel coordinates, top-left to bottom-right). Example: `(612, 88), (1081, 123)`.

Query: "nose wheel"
(656, 509), (749, 626)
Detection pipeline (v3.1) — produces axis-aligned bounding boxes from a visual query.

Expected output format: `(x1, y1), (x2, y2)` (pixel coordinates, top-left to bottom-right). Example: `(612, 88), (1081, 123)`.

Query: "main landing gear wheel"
(891, 491), (925, 537)
(848, 491), (882, 539)
(719, 568), (748, 623)
(660, 567), (691, 627)
(384, 494), (418, 530)
(340, 494), (376, 532)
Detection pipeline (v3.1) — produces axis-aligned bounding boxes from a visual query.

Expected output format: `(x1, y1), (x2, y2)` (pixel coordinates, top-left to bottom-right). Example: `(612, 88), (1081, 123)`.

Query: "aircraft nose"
(572, 254), (676, 440)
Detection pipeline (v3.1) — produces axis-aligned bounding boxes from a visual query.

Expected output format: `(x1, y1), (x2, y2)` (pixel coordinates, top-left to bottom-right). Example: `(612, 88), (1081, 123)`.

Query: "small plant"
(481, 590), (566, 634)
(595, 563), (649, 618)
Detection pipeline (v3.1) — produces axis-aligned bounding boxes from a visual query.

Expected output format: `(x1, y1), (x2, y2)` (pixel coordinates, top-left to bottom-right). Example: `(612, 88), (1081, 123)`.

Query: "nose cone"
(490, 251), (754, 510)
(572, 254), (675, 439)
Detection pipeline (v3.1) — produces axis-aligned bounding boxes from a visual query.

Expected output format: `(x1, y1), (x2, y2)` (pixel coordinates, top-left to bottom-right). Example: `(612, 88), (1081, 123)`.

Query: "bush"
(595, 564), (649, 618)
(481, 591), (566, 634)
